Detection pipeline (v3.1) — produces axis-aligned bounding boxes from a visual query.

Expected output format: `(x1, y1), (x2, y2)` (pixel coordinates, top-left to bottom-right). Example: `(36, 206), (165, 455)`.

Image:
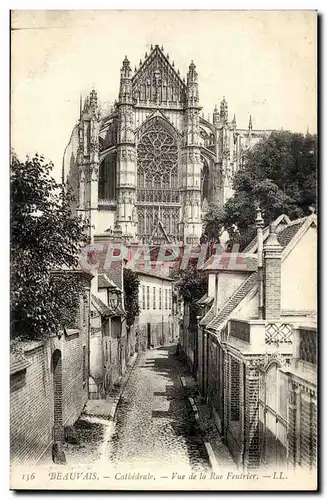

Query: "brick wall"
(10, 328), (89, 466)
(62, 331), (88, 426)
(264, 257), (281, 319)
(244, 366), (260, 469)
(287, 379), (317, 471)
(10, 344), (53, 465)
(230, 357), (241, 421)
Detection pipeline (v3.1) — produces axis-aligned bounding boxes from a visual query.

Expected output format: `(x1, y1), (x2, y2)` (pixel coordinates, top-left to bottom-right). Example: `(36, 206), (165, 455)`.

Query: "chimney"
(263, 223), (282, 320)
(255, 206), (264, 319)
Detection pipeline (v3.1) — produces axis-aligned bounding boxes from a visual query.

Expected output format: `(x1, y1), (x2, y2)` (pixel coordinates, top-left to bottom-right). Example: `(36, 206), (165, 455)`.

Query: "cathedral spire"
(220, 96), (228, 123)
(119, 56), (132, 104)
(213, 104), (219, 126)
(186, 61), (199, 107)
(248, 114), (253, 130)
(89, 88), (98, 111)
(232, 113), (236, 127)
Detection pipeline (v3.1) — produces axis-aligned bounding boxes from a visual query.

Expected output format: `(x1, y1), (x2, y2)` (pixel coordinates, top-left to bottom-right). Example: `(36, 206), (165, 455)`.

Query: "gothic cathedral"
(63, 45), (272, 244)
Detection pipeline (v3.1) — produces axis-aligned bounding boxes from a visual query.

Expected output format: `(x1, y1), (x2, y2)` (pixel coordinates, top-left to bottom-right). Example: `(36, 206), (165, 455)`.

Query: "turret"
(220, 96), (228, 124)
(77, 89), (101, 239)
(89, 88), (98, 111)
(213, 104), (219, 126)
(116, 56), (136, 238)
(186, 61), (199, 107)
(119, 56), (133, 104)
(182, 60), (202, 244)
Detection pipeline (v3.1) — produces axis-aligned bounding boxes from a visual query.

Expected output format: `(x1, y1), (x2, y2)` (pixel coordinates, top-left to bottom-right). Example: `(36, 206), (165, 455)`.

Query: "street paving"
(108, 345), (210, 472)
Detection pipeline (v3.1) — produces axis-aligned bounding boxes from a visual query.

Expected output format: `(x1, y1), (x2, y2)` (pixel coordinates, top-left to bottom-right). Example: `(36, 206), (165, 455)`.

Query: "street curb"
(178, 369), (216, 471)
(98, 352), (139, 462)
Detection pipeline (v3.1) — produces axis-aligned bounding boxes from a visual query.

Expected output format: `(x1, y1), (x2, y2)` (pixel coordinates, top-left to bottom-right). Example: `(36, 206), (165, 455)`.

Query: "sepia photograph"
(10, 9), (317, 491)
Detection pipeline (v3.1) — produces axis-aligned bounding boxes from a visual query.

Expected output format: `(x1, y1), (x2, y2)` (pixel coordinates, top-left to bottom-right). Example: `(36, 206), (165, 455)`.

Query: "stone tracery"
(136, 117), (180, 240)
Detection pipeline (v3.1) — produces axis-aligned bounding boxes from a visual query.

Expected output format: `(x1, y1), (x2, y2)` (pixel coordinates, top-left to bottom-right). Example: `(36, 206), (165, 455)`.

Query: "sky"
(11, 10), (317, 181)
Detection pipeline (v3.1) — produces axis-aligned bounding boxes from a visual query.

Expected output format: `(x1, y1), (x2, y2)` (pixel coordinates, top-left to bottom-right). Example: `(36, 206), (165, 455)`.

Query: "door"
(147, 323), (151, 349)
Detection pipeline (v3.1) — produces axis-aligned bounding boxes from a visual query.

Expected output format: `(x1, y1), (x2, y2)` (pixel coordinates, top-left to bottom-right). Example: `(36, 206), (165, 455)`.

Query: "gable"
(132, 45), (186, 106)
(149, 220), (171, 244)
(281, 224), (317, 311)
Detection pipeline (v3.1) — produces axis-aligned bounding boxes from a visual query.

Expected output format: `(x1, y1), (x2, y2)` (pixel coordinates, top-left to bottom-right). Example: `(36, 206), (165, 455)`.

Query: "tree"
(123, 268), (140, 327)
(202, 131), (317, 250)
(11, 153), (89, 341)
(201, 204), (224, 244)
(175, 262), (208, 320)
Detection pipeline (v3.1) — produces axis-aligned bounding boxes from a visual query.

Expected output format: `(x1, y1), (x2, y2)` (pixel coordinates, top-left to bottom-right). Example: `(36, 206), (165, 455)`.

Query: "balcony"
(227, 319), (294, 354)
(98, 199), (117, 209)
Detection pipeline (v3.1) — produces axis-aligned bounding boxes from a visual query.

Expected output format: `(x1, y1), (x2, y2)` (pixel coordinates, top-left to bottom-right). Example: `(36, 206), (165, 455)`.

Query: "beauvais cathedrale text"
(63, 44), (272, 244)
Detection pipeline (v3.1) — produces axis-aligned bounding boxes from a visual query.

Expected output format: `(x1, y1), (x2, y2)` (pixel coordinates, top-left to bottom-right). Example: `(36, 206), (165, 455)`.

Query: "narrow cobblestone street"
(107, 345), (210, 473)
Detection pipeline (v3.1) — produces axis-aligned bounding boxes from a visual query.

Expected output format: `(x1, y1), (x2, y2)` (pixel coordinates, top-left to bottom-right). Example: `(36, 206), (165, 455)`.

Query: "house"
(10, 269), (92, 466)
(133, 266), (176, 350)
(89, 271), (127, 399)
(182, 211), (317, 472)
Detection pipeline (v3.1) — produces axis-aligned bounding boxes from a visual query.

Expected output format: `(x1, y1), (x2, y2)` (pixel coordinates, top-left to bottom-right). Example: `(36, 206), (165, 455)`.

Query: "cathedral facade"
(63, 45), (272, 244)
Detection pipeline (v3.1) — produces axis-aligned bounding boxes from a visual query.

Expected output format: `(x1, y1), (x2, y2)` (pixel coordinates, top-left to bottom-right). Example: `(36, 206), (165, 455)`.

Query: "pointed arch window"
(136, 117), (180, 239)
(98, 153), (116, 201)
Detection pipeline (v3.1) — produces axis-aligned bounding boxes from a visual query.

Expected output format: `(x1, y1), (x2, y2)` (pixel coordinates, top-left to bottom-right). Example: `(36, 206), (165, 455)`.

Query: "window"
(165, 289), (168, 310)
(142, 285), (145, 309)
(146, 286), (150, 310)
(153, 287), (156, 309)
(136, 117), (180, 238)
(98, 153), (117, 200)
(159, 288), (162, 310)
(169, 289), (172, 310)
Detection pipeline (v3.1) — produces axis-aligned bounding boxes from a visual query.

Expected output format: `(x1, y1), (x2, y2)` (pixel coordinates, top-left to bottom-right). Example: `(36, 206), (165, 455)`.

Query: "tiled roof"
(98, 273), (119, 289)
(10, 352), (31, 375)
(277, 221), (305, 248)
(243, 215), (307, 253)
(133, 264), (174, 281)
(203, 295), (214, 306)
(197, 293), (208, 305)
(200, 304), (216, 326)
(91, 294), (112, 317)
(206, 272), (258, 331)
(201, 253), (258, 272)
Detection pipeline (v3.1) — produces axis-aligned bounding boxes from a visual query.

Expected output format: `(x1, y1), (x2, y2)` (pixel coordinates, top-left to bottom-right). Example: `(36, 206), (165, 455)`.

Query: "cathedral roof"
(132, 44), (185, 88)
(131, 44), (187, 106)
